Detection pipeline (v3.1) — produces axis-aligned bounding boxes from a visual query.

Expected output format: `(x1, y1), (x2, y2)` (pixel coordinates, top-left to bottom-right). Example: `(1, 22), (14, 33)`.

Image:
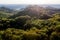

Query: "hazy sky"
(0, 0), (60, 4)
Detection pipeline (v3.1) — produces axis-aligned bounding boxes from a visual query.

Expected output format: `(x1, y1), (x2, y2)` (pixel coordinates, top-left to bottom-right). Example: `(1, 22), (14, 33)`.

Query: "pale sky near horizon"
(0, 0), (60, 4)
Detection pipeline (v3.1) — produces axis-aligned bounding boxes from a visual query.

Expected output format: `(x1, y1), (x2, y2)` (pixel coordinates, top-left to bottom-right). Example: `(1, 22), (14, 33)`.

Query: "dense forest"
(0, 5), (60, 40)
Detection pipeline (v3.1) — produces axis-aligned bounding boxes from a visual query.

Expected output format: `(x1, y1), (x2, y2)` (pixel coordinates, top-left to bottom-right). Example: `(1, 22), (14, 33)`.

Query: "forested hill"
(0, 6), (16, 18)
(0, 6), (14, 13)
(10, 5), (60, 19)
(0, 5), (60, 40)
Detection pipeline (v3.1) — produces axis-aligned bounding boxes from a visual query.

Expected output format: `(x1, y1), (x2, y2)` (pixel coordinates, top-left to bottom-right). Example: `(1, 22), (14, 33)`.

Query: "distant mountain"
(0, 4), (27, 10)
(0, 4), (60, 19)
(10, 5), (60, 19)
(0, 6), (14, 13)
(41, 4), (60, 9)
(0, 4), (60, 10)
(0, 6), (14, 18)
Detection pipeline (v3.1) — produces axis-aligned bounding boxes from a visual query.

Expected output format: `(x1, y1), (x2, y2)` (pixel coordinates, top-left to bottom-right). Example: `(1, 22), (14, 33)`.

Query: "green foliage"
(0, 6), (60, 40)
(0, 13), (60, 40)
(50, 32), (60, 40)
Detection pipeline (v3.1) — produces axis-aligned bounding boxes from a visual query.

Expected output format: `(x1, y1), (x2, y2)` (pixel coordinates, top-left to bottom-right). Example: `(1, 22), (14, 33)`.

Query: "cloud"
(0, 0), (60, 4)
